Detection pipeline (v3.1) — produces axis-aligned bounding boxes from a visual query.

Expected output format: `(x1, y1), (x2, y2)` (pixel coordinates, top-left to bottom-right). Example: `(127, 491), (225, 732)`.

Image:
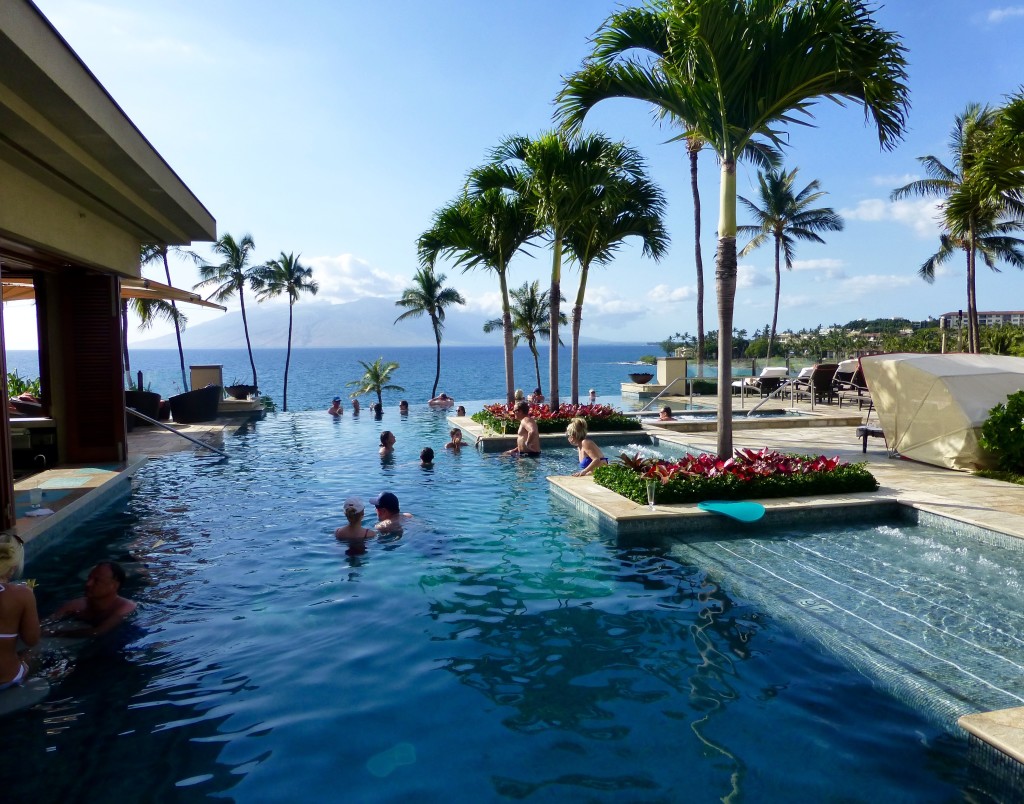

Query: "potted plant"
(628, 371), (654, 384)
(125, 371), (161, 425)
(225, 379), (258, 400)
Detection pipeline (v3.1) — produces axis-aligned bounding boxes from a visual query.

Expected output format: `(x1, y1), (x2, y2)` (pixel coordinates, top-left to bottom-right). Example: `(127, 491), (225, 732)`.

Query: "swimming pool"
(2, 411), (1008, 800)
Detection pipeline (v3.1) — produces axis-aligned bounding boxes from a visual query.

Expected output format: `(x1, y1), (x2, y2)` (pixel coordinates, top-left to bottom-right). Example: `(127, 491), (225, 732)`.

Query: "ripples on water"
(1, 411), (986, 801)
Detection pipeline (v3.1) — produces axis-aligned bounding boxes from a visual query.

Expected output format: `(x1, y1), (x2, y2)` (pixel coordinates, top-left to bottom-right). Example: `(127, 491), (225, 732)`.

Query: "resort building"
(0, 1), (215, 531)
(939, 311), (1024, 328)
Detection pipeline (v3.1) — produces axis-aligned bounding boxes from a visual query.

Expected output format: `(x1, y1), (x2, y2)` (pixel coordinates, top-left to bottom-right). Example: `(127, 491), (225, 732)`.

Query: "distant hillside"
(134, 297), (618, 349)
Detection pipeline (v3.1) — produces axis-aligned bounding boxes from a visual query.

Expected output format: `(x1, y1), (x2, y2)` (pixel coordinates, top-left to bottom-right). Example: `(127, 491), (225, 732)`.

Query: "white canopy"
(861, 353), (1024, 470)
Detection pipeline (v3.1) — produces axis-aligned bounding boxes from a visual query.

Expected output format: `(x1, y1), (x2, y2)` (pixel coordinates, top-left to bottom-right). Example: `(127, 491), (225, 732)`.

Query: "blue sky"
(7, 1), (1024, 349)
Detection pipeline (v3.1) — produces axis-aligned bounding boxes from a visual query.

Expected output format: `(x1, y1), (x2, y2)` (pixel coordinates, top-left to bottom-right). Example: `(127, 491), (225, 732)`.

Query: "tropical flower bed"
(594, 448), (878, 505)
(472, 402), (642, 434)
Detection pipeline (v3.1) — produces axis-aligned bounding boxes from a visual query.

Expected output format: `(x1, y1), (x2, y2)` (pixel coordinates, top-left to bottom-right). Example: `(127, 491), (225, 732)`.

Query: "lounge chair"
(731, 366), (789, 397)
(832, 358), (859, 396)
(793, 363), (838, 404)
(838, 359), (874, 412)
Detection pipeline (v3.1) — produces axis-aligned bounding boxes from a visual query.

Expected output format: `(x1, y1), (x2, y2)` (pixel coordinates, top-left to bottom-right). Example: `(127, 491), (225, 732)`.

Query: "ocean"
(6, 344), (672, 412)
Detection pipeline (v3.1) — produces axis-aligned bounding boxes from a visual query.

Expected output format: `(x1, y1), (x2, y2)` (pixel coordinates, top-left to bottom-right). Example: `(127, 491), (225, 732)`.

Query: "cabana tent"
(861, 353), (1024, 470)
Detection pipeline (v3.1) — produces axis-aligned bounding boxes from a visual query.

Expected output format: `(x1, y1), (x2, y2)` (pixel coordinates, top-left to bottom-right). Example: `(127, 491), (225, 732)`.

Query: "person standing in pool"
(334, 497), (375, 551)
(328, 397), (343, 416)
(445, 428), (463, 453)
(504, 401), (541, 457)
(351, 399), (360, 415)
(0, 536), (40, 691)
(399, 400), (409, 414)
(420, 447), (434, 467)
(659, 406), (676, 421)
(588, 389), (597, 405)
(567, 418), (608, 477)
(47, 562), (136, 638)
(371, 491), (411, 534)
(379, 431), (396, 456)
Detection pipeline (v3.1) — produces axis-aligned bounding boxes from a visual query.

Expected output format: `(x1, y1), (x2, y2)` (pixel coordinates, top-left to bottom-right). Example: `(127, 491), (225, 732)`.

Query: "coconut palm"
(194, 233), (261, 390)
(394, 267), (466, 400)
(121, 297), (188, 389)
(563, 162), (668, 403)
(419, 190), (536, 404)
(557, 0), (909, 458)
(474, 132), (650, 408)
(141, 244), (201, 391)
(251, 252), (318, 412)
(738, 168), (843, 361)
(892, 105), (1024, 353)
(346, 357), (404, 407)
(483, 281), (566, 394)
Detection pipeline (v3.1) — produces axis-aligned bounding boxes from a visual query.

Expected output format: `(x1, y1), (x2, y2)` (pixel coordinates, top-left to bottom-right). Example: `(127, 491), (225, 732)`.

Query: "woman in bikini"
(566, 417), (608, 477)
(335, 497), (376, 554)
(0, 536), (40, 691)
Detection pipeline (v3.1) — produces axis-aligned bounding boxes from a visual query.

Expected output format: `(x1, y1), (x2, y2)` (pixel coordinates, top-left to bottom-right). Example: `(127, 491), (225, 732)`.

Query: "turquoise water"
(1, 410), (1006, 800)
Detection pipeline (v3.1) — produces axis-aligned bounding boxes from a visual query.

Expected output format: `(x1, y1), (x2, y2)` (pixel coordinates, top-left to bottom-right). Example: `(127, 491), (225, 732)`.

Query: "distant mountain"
(133, 298), (620, 349)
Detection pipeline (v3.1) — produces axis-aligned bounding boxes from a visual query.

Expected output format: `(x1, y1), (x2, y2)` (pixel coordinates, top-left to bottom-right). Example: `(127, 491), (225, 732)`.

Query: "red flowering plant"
(595, 447), (878, 505)
(472, 402), (642, 434)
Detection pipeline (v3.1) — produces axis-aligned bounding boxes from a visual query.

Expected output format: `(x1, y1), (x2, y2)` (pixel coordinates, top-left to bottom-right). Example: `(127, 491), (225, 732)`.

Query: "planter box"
(628, 372), (654, 384)
(225, 384), (258, 400)
(169, 385), (222, 424)
(125, 390), (161, 425)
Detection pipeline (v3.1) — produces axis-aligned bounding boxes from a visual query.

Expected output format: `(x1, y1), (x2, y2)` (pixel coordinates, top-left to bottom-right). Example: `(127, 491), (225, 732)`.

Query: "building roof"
(0, 1), (216, 246)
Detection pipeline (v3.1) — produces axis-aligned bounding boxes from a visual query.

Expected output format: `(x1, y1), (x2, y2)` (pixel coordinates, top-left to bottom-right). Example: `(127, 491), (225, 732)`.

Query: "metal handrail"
(126, 407), (229, 458)
(636, 376), (690, 412)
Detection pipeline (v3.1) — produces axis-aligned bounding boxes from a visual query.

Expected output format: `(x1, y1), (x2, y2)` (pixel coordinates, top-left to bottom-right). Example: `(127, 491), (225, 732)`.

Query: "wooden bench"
(856, 425), (885, 453)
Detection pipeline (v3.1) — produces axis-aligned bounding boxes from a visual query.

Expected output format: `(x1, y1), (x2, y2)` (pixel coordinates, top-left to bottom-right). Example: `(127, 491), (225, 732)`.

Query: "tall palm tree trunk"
(161, 250), (189, 391)
(549, 235), (563, 407)
(120, 298), (131, 386)
(499, 269), (515, 405)
(768, 235), (781, 361)
(431, 316), (442, 399)
(239, 290), (259, 391)
(532, 346), (542, 391)
(716, 160), (738, 460)
(689, 141), (706, 376)
(570, 264), (590, 405)
(283, 302), (294, 411)
(967, 227), (980, 353)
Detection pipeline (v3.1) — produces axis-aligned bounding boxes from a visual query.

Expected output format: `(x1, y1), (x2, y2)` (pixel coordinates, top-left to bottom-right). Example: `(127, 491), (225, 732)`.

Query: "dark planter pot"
(125, 390), (162, 425)
(629, 372), (655, 384)
(158, 400), (171, 421)
(169, 385), (222, 424)
(225, 384), (258, 400)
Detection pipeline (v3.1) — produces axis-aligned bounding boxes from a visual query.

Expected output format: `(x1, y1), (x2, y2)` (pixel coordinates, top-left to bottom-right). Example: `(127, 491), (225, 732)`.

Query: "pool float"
(697, 500), (766, 522)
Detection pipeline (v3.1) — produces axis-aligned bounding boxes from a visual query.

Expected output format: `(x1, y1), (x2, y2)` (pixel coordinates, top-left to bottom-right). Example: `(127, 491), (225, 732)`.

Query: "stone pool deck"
(13, 418), (236, 558)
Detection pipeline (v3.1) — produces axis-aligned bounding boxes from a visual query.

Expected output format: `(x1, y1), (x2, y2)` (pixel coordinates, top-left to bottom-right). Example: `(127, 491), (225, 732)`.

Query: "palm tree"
(251, 252), (319, 412)
(564, 160), (668, 403)
(557, 0), (909, 458)
(419, 190), (536, 405)
(194, 233), (261, 390)
(892, 105), (1024, 353)
(483, 281), (566, 393)
(394, 266), (466, 399)
(141, 244), (200, 391)
(474, 132), (646, 408)
(738, 168), (844, 361)
(121, 297), (188, 389)
(346, 357), (404, 407)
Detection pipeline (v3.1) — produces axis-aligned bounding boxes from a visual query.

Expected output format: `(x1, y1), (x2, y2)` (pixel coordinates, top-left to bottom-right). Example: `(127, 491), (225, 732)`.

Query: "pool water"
(1, 411), (1006, 801)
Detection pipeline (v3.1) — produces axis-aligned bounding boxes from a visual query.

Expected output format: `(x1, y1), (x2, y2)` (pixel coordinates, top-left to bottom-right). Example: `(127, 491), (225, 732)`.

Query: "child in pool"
(566, 417), (608, 477)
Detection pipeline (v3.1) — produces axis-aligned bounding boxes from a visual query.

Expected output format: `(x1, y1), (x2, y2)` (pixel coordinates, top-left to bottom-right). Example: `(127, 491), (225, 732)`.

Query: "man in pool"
(504, 400), (541, 457)
(46, 562), (137, 638)
(327, 397), (343, 416)
(371, 491), (411, 534)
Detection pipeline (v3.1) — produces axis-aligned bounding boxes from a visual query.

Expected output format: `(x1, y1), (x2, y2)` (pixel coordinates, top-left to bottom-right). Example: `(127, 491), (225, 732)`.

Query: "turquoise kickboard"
(0, 677), (50, 717)
(697, 500), (766, 522)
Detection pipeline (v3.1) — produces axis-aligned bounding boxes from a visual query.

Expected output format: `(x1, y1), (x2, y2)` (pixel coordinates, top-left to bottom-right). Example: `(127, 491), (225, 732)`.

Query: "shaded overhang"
(1, 276), (226, 311)
(0, 1), (217, 247)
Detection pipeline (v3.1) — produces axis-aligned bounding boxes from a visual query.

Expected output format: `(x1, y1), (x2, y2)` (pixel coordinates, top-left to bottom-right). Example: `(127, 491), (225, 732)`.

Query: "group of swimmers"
(329, 397), (467, 418)
(378, 427), (465, 464)
(503, 400), (609, 476)
(0, 536), (137, 693)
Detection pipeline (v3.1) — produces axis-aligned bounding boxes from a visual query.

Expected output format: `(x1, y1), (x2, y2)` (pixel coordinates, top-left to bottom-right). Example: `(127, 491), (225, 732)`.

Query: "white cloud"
(870, 173), (918, 187)
(647, 283), (696, 303)
(305, 254), (407, 304)
(840, 198), (942, 238)
(988, 6), (1024, 23)
(791, 258), (845, 273)
(462, 292), (504, 317)
(737, 263), (772, 290)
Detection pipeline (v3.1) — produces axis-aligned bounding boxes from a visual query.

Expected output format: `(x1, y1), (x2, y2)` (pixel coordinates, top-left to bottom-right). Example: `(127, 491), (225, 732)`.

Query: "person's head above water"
(85, 561), (126, 600)
(380, 430), (395, 448)
(456, 405), (466, 416)
(399, 400), (409, 410)
(370, 491), (400, 516)
(0, 535), (25, 580)
(420, 447), (434, 465)
(566, 417), (589, 444)
(343, 496), (365, 521)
